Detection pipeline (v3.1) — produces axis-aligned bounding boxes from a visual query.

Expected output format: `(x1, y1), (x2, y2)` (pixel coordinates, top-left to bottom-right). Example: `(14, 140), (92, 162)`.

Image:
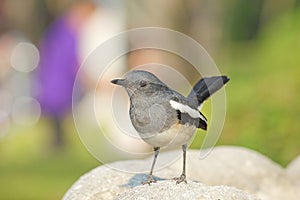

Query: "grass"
(215, 9), (300, 166)
(0, 120), (99, 200)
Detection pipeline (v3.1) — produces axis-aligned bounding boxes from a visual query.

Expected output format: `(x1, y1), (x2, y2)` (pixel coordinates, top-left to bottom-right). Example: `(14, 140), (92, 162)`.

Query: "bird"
(111, 70), (229, 185)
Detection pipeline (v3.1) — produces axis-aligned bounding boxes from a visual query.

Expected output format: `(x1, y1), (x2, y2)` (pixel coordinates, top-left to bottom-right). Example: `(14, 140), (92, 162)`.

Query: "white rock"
(62, 166), (130, 200)
(63, 146), (300, 200)
(287, 155), (300, 185)
(115, 180), (259, 200)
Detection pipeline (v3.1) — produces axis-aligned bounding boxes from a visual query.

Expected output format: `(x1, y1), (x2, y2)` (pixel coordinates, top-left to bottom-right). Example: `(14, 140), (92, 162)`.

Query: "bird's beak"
(111, 79), (127, 86)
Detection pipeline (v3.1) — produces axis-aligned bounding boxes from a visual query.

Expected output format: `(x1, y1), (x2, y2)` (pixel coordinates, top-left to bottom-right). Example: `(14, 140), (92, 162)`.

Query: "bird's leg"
(173, 144), (187, 184)
(142, 147), (160, 185)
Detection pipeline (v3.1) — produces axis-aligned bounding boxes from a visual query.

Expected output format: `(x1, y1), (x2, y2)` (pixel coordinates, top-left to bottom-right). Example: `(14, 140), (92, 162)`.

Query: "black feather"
(187, 76), (229, 106)
(175, 108), (207, 131)
(176, 110), (181, 120)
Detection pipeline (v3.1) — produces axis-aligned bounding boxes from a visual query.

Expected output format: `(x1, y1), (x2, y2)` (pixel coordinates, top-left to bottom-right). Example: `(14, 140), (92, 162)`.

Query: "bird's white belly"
(142, 123), (196, 147)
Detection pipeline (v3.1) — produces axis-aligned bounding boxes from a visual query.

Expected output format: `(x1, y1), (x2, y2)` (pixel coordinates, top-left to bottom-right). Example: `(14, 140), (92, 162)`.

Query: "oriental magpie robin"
(111, 70), (229, 184)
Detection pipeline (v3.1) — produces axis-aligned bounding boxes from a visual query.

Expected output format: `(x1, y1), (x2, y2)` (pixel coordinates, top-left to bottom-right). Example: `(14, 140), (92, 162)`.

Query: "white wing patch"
(169, 100), (207, 122)
(198, 104), (203, 111)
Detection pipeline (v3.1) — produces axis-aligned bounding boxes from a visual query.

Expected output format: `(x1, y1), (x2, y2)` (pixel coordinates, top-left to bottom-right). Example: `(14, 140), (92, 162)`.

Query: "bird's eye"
(140, 81), (147, 88)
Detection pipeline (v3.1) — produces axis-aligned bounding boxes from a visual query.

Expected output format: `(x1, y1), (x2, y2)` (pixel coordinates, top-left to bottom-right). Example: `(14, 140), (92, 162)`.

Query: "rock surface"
(287, 155), (300, 185)
(63, 146), (300, 200)
(115, 180), (259, 200)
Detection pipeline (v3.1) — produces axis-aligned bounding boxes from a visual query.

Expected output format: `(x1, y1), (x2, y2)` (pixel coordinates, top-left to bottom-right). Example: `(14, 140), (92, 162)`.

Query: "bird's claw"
(142, 175), (157, 185)
(173, 173), (187, 184)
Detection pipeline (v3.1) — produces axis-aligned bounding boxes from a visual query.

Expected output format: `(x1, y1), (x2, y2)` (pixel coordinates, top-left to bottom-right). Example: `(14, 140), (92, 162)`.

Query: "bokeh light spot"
(11, 96), (41, 126)
(10, 42), (40, 72)
(0, 111), (10, 139)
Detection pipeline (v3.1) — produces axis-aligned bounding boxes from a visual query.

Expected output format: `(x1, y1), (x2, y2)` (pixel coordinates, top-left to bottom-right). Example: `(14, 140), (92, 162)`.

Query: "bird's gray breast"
(129, 91), (177, 137)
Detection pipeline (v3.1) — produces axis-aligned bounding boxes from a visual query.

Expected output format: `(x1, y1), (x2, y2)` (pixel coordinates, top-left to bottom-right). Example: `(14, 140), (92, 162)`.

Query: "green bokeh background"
(1, 2), (300, 199)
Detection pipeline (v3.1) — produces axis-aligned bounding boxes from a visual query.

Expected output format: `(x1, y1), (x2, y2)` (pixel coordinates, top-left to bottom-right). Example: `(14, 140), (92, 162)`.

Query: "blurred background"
(0, 0), (300, 199)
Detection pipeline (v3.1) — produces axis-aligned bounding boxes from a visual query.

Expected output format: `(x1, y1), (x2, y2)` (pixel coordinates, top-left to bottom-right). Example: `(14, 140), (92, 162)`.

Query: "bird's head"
(111, 70), (166, 97)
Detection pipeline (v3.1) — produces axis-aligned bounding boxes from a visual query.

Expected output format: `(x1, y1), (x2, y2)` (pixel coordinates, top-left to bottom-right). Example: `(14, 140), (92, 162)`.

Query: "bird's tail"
(187, 76), (230, 107)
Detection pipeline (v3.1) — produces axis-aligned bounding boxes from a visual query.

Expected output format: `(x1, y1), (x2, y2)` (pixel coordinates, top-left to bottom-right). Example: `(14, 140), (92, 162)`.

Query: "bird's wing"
(169, 93), (207, 130)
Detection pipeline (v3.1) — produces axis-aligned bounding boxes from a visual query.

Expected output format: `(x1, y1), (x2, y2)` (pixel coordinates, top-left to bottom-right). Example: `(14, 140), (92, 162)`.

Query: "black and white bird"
(111, 70), (229, 184)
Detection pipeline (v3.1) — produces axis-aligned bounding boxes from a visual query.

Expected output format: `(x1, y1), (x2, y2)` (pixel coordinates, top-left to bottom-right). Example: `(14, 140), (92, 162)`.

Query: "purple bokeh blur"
(37, 15), (79, 118)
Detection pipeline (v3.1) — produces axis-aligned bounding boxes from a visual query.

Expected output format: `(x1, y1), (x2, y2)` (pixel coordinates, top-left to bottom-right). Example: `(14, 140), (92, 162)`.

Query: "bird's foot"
(173, 173), (187, 184)
(142, 175), (157, 185)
